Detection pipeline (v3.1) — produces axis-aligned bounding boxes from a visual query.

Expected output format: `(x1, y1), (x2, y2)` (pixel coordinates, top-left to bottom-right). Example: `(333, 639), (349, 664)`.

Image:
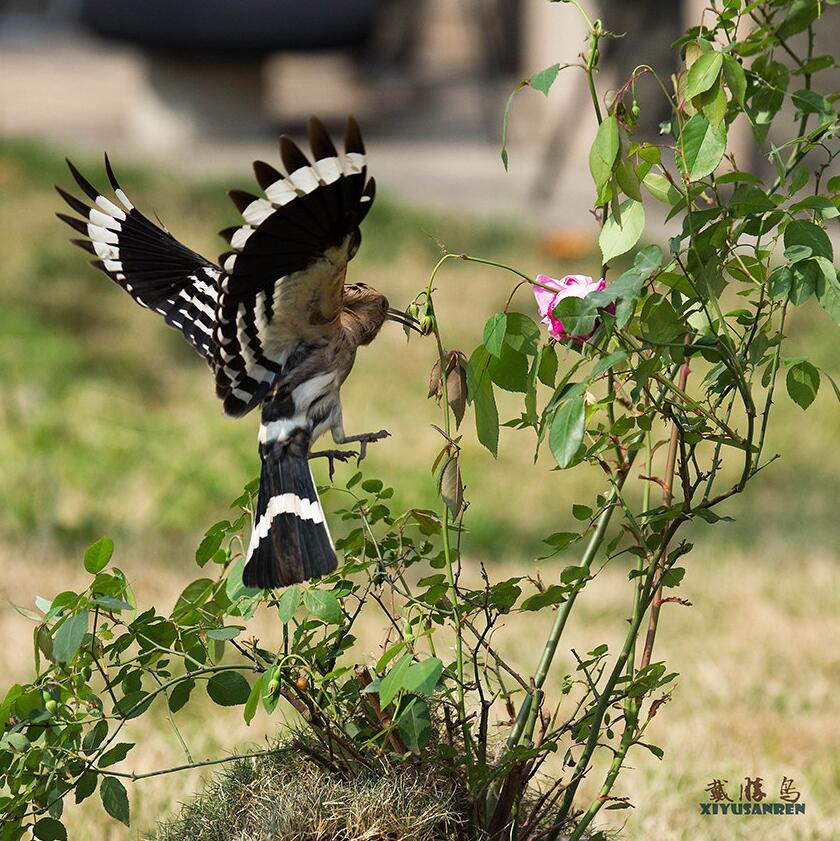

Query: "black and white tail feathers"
(55, 158), (220, 361)
(243, 429), (336, 588)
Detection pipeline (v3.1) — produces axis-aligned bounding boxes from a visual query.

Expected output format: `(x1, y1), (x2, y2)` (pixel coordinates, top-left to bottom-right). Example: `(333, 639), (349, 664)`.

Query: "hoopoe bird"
(56, 117), (419, 589)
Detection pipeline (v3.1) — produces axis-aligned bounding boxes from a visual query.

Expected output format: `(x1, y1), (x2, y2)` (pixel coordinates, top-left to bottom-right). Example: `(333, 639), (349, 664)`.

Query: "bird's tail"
(243, 434), (336, 589)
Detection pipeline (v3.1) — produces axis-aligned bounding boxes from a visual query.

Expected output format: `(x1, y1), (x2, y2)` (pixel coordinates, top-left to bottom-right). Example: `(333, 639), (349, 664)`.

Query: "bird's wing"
(56, 160), (220, 362)
(213, 116), (376, 417)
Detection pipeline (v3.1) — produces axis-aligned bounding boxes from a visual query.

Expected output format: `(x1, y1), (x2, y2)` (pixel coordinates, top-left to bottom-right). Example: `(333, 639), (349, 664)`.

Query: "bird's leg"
(331, 412), (390, 463)
(309, 448), (358, 481)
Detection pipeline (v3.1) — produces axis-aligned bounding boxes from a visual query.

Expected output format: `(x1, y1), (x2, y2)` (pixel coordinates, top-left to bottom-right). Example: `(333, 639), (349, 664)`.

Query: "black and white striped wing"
(56, 159), (220, 361)
(214, 116), (376, 417)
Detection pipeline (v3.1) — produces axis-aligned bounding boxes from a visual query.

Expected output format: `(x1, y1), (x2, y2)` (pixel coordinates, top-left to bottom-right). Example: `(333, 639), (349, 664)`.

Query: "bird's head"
(342, 283), (420, 346)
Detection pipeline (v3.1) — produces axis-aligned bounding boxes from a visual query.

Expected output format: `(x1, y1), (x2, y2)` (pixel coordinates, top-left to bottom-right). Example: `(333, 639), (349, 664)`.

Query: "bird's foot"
(340, 429), (390, 463)
(309, 448), (359, 481)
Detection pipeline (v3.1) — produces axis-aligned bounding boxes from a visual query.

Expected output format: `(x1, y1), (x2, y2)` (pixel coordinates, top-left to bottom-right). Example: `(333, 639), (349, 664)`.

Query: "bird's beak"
(387, 307), (422, 334)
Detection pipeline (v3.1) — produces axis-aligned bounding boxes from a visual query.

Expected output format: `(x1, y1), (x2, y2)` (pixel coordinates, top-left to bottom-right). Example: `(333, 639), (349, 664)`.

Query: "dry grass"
(148, 739), (468, 841)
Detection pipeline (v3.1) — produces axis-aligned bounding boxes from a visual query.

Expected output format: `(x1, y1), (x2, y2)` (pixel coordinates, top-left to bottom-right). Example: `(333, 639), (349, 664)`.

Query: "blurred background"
(1, 2), (839, 839)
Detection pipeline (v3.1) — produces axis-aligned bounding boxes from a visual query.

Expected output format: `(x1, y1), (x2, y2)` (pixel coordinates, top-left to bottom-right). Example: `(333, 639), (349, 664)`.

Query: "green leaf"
(99, 742), (134, 768)
(100, 776), (130, 826)
(531, 63), (560, 95)
(488, 343), (529, 392)
(643, 296), (684, 344)
(303, 588), (342, 624)
(402, 658), (444, 696)
(678, 114), (726, 181)
(172, 578), (214, 622)
(206, 626), (242, 641)
(660, 567), (685, 587)
(543, 532), (578, 550)
(277, 585), (301, 623)
(639, 742), (665, 760)
(537, 344), (558, 386)
(483, 313), (507, 357)
(790, 260), (819, 305)
(615, 157), (642, 201)
(503, 313), (541, 354)
(786, 361), (820, 409)
(777, 0), (819, 39)
(521, 585), (567, 611)
(685, 50), (722, 99)
(114, 691), (153, 720)
(33, 818), (66, 841)
(552, 297), (597, 338)
(784, 245), (813, 264)
(243, 676), (262, 725)
(592, 351), (628, 378)
(90, 596), (132, 612)
(84, 537), (113, 574)
(815, 258), (840, 325)
(74, 771), (98, 804)
(224, 557), (260, 604)
(398, 697), (432, 753)
(167, 678), (194, 713)
(784, 219), (833, 262)
(561, 565), (588, 584)
(588, 115), (620, 195)
(592, 269), (644, 328)
(549, 398), (585, 469)
(722, 54), (746, 105)
(643, 172), (680, 204)
(634, 245), (663, 278)
(53, 610), (88, 663)
(379, 653), (412, 708)
(206, 671), (251, 706)
(195, 531), (224, 567)
(572, 504), (592, 521)
(599, 200), (645, 265)
(696, 77), (728, 129)
(768, 266), (793, 301)
(467, 346), (499, 457)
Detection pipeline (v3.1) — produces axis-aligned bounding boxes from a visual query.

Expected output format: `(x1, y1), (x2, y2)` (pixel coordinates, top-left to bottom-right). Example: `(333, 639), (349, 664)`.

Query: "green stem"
(93, 746), (289, 782)
(556, 556), (660, 837)
(505, 449), (638, 752)
(756, 302), (788, 464)
(431, 304), (473, 767)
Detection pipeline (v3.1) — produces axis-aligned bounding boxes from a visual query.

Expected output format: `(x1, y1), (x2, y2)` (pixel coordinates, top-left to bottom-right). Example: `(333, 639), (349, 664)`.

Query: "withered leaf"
(438, 453), (464, 517)
(446, 366), (467, 427)
(428, 359), (442, 399)
(444, 351), (468, 428)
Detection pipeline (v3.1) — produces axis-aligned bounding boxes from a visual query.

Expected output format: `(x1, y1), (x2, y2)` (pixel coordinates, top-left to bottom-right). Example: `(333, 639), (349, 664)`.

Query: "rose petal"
(533, 274), (562, 318)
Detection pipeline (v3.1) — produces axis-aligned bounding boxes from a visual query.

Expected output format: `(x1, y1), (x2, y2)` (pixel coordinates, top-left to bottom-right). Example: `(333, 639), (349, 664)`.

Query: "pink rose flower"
(533, 273), (607, 342)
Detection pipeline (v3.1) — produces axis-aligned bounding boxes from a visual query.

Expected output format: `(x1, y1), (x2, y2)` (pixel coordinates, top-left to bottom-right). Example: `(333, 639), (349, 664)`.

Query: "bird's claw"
(309, 448), (359, 481)
(353, 429), (390, 464)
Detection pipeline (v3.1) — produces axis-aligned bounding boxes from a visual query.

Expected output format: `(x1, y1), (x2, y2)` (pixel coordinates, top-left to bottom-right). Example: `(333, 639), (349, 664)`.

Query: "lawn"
(1, 139), (839, 840)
